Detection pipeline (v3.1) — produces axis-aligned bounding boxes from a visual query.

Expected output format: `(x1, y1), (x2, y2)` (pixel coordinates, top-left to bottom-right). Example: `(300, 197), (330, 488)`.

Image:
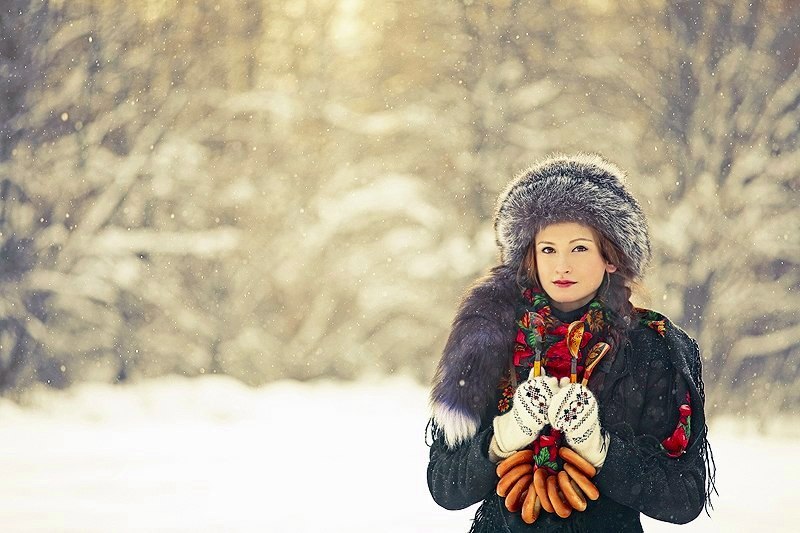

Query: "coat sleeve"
(426, 424), (499, 510)
(593, 333), (707, 524)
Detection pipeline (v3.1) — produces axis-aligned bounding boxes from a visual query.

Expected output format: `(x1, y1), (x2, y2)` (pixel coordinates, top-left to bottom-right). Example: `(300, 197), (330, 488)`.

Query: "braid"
(595, 226), (640, 356)
(597, 272), (635, 353)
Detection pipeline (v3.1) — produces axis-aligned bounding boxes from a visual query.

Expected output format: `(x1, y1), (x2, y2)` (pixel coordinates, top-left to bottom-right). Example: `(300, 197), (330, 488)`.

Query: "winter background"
(0, 0), (798, 531)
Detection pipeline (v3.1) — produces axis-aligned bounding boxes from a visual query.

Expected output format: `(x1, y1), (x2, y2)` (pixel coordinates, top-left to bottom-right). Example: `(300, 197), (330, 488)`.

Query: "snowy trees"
(1, 1), (58, 389)
(572, 0), (800, 414)
(1, 2), (247, 389)
(1, 0), (797, 416)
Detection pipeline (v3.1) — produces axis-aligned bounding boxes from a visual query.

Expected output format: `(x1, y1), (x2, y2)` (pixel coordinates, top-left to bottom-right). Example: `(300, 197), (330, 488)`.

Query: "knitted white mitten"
(548, 379), (609, 468)
(492, 371), (559, 454)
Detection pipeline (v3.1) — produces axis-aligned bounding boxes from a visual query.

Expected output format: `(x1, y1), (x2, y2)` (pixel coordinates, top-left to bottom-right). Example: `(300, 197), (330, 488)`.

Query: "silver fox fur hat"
(430, 153), (652, 448)
(495, 152), (651, 277)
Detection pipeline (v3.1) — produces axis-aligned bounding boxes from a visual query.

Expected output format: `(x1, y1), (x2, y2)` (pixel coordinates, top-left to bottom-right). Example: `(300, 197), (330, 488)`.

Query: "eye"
(539, 246), (555, 254)
(573, 245), (588, 252)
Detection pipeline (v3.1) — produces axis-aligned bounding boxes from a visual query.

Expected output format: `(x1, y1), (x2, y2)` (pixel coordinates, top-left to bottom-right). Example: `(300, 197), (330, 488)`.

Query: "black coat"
(427, 315), (709, 533)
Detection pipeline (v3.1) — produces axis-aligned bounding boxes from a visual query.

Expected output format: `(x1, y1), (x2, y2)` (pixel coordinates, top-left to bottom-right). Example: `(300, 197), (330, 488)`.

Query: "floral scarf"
(497, 287), (691, 471)
(512, 286), (610, 380)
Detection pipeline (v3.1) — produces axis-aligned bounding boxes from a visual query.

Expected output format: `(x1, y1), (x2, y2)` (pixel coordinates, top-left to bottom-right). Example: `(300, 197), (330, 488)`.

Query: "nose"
(556, 257), (571, 275)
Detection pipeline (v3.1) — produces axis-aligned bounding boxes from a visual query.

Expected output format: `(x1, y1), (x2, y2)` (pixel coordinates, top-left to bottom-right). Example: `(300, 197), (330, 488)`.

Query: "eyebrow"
(536, 238), (594, 245)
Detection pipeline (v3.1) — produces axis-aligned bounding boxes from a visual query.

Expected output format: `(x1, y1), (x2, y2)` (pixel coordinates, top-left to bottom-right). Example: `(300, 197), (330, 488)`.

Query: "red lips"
(553, 280), (576, 287)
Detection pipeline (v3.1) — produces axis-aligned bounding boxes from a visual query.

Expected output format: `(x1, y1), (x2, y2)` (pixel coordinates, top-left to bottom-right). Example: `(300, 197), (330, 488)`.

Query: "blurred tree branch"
(0, 0), (796, 418)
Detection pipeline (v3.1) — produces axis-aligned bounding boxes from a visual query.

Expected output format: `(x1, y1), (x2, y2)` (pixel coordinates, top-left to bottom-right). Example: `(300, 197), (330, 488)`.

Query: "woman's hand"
(548, 379), (609, 468)
(492, 371), (559, 454)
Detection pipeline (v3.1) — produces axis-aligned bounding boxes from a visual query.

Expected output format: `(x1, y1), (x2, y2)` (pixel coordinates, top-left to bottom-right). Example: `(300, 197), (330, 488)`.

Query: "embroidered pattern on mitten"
(516, 377), (557, 431)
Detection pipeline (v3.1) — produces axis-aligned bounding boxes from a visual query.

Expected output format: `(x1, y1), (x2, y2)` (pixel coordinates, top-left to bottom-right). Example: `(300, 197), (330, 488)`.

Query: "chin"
(547, 290), (597, 312)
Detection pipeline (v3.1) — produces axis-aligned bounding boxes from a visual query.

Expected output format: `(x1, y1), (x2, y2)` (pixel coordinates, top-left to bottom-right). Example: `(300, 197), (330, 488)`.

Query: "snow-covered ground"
(0, 375), (795, 532)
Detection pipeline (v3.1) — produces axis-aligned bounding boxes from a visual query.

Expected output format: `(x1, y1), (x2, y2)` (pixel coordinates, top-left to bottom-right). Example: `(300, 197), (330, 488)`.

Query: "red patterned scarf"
(498, 287), (691, 470)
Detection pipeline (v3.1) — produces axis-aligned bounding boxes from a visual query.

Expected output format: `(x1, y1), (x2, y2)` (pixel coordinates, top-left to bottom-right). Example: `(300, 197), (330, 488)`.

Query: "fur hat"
(430, 154), (652, 448)
(494, 153), (651, 278)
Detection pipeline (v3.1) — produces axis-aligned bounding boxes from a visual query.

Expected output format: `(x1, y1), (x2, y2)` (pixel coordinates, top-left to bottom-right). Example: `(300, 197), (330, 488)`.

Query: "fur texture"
(494, 153), (651, 278)
(431, 154), (653, 448)
(430, 264), (519, 448)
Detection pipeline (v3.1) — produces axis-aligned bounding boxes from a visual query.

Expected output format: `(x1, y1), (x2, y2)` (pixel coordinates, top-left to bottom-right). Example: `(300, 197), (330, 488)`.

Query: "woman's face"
(534, 222), (617, 312)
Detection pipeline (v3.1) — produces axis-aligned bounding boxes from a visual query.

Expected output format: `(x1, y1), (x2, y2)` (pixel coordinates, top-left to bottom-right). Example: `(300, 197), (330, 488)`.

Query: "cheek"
(590, 258), (609, 278)
(578, 255), (605, 277)
(534, 256), (551, 274)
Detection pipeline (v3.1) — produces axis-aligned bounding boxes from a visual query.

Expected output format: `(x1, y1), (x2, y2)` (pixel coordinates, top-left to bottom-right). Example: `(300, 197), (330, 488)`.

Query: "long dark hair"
(515, 226), (640, 352)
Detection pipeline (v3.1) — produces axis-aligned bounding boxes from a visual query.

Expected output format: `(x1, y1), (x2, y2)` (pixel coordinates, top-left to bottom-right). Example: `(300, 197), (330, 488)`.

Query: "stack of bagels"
(496, 447), (600, 524)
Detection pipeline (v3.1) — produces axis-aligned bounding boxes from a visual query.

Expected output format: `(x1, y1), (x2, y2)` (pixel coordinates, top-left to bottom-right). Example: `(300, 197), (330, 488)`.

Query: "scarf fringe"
(702, 431), (718, 514)
(468, 499), (507, 533)
(425, 417), (442, 447)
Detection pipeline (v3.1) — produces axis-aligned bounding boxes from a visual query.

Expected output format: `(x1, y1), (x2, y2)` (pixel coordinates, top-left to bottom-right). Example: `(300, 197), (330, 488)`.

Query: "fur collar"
(429, 265), (519, 448)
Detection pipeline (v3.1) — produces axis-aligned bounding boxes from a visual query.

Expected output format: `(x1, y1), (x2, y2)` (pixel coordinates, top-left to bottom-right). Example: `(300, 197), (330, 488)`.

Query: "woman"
(426, 154), (714, 532)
